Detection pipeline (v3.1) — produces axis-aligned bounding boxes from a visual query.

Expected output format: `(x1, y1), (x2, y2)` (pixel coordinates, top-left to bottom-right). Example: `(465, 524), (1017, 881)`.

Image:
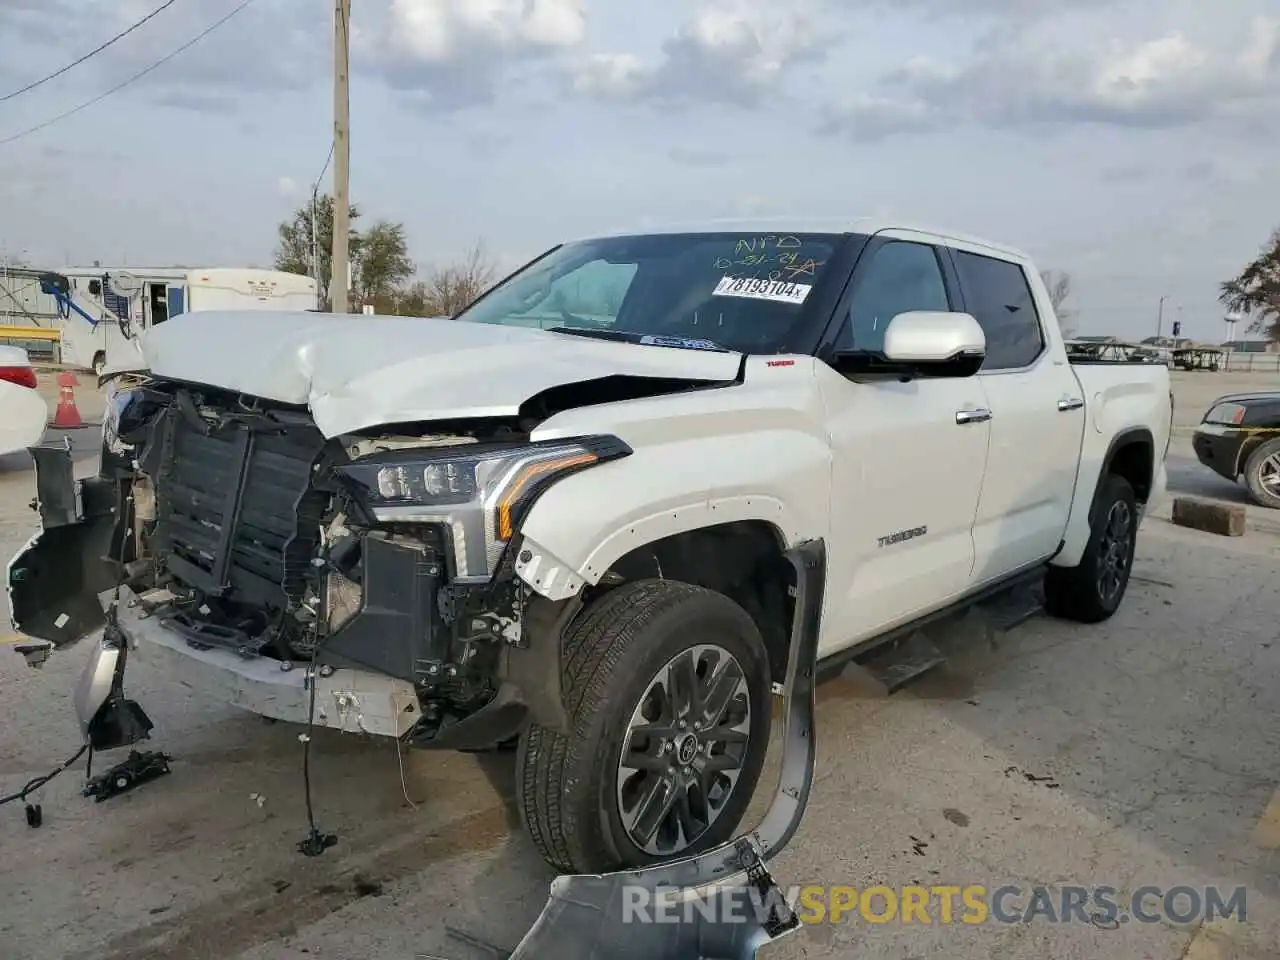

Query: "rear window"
(456, 232), (844, 354)
(952, 251), (1045, 371)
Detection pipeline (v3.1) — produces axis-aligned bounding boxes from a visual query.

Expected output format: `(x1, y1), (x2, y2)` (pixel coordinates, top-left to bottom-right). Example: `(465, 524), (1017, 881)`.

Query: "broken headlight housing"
(102, 379), (141, 456)
(337, 436), (630, 582)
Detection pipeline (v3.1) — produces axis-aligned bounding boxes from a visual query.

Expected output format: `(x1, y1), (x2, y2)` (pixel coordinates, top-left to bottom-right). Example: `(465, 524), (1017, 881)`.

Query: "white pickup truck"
(7, 219), (1171, 875)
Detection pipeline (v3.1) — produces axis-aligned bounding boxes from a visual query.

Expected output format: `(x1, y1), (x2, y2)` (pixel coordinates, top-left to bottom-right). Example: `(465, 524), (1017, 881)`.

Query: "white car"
(0, 346), (46, 456)
(9, 219), (1171, 876)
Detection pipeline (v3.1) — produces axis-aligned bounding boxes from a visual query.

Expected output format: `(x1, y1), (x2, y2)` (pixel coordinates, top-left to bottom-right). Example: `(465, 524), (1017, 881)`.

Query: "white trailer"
(182, 268), (318, 313)
(45, 267), (319, 375)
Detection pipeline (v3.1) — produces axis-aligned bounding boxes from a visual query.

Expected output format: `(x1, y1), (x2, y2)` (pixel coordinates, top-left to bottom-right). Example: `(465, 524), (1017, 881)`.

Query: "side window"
(951, 250), (1045, 370)
(837, 241), (949, 352)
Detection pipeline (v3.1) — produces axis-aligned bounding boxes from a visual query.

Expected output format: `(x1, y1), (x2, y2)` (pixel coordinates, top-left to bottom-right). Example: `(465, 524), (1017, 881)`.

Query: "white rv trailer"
(52, 267), (319, 374)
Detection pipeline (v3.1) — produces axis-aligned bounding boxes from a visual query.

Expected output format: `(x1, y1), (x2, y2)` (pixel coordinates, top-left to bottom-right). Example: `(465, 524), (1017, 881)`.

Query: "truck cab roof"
(580, 217), (1033, 264)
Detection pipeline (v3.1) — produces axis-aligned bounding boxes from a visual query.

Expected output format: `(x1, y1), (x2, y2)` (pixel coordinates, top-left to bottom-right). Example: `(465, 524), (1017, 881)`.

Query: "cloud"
(1098, 164), (1151, 184)
(820, 15), (1280, 140)
(360, 0), (587, 109)
(276, 175), (299, 196)
(1177, 161), (1217, 182)
(572, 0), (833, 108)
(666, 146), (732, 168)
(853, 0), (1116, 19)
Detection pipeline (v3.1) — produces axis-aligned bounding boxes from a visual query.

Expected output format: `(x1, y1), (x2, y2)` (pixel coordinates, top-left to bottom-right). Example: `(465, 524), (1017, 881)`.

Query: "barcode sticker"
(712, 275), (812, 305)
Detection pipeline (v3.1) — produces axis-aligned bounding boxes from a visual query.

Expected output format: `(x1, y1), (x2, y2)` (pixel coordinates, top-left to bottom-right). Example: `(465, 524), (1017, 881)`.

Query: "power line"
(0, 0), (182, 104)
(314, 139), (334, 191)
(0, 0), (260, 148)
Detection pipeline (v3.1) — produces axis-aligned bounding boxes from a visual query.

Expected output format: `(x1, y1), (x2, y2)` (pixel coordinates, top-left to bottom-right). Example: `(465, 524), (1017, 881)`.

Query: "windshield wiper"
(546, 327), (732, 353)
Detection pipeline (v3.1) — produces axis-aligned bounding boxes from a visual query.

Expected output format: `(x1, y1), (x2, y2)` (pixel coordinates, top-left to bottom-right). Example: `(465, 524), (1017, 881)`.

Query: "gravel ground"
(0, 369), (1277, 959)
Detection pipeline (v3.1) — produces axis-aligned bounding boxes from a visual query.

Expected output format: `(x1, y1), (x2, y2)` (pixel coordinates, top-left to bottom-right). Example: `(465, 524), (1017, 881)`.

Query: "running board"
(855, 630), (947, 694)
(821, 573), (1046, 696)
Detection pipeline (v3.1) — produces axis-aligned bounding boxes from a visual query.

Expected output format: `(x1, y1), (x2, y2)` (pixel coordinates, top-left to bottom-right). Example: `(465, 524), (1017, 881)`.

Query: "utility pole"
(331, 0), (351, 315)
(310, 183), (319, 308)
(1155, 295), (1167, 340)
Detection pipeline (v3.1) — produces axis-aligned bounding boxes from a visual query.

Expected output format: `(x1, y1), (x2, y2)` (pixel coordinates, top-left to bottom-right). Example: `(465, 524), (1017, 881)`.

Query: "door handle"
(955, 408), (992, 425)
(1057, 397), (1084, 411)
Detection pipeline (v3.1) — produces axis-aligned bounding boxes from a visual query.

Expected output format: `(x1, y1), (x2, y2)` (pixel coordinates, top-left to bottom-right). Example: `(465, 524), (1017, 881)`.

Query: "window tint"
(837, 241), (949, 352)
(951, 250), (1044, 370)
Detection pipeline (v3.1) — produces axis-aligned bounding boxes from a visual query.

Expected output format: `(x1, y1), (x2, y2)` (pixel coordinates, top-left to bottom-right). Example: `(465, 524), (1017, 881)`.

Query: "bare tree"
(1040, 269), (1077, 336)
(393, 241), (498, 317)
(1219, 227), (1280, 342)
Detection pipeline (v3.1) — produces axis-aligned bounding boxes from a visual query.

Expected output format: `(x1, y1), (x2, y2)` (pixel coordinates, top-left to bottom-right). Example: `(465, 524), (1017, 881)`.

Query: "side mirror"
(833, 311), (986, 379)
(88, 279), (102, 296)
(883, 311), (985, 364)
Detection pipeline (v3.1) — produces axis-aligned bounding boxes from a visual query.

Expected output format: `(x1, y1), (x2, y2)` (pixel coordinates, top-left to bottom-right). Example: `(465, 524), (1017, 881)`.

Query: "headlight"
(337, 436), (630, 582)
(1204, 402), (1247, 426)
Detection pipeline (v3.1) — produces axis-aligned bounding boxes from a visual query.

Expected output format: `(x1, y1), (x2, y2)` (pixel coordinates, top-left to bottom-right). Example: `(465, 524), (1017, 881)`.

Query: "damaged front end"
(7, 376), (629, 752)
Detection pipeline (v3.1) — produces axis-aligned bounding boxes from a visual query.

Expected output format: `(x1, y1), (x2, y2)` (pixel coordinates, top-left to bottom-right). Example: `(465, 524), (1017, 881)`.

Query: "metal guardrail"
(1221, 352), (1280, 373)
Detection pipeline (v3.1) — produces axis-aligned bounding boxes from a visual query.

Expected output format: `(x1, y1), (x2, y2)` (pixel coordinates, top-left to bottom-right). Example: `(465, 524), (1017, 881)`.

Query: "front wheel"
(516, 579), (772, 875)
(1243, 438), (1280, 510)
(1044, 473), (1139, 624)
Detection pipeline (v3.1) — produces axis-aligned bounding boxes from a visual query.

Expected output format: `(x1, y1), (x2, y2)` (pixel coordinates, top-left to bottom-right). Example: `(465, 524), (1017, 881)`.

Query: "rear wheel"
(516, 579), (772, 875)
(1243, 438), (1280, 510)
(1044, 473), (1138, 624)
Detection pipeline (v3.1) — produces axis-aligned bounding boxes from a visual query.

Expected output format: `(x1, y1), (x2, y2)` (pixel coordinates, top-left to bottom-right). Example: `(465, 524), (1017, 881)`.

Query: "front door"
(948, 248), (1085, 582)
(818, 237), (992, 656)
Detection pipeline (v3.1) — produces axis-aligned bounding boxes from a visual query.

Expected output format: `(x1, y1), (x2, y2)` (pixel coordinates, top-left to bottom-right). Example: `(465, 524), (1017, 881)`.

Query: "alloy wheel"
(615, 643), (753, 857)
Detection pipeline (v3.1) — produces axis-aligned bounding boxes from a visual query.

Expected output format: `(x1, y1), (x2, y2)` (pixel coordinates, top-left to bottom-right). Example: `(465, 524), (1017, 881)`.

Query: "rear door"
(817, 235), (992, 654)
(946, 247), (1085, 582)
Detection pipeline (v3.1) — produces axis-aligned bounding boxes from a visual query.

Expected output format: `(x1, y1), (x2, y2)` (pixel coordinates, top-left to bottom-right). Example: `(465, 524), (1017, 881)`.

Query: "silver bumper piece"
(80, 586), (420, 738)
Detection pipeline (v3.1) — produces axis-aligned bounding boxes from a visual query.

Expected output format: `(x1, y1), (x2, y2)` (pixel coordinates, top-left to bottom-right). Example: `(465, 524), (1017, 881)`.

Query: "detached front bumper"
(74, 586), (421, 740)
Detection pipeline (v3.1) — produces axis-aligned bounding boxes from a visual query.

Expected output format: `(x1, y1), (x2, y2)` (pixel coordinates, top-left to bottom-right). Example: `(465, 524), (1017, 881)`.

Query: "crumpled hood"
(140, 311), (743, 437)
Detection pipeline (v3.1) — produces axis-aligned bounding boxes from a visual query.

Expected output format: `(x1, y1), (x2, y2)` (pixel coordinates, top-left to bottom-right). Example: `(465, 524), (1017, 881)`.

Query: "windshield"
(454, 232), (845, 354)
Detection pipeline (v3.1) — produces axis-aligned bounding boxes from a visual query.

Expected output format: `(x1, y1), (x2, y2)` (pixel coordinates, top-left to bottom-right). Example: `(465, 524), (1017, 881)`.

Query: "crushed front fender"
(502, 539), (825, 960)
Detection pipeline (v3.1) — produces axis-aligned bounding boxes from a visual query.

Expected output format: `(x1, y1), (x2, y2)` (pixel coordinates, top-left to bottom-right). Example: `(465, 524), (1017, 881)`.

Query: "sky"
(0, 0), (1277, 342)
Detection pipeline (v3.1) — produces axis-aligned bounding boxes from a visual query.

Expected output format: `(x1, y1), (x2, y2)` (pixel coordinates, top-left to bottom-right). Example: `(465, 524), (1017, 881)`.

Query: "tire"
(1243, 438), (1280, 510)
(516, 579), (772, 875)
(1043, 473), (1139, 624)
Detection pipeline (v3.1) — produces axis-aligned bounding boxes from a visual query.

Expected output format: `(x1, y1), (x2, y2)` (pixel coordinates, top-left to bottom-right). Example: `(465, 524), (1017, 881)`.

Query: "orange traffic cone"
(51, 370), (84, 429)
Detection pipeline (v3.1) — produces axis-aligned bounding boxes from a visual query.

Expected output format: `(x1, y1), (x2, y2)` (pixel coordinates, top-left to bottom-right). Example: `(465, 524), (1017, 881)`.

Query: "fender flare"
(1053, 425), (1156, 568)
(1099, 426), (1155, 496)
(514, 495), (805, 601)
